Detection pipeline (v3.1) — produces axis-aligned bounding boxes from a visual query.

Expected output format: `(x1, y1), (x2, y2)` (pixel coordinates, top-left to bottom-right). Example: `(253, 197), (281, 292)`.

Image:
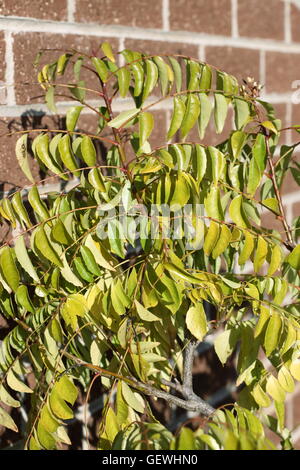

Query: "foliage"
(0, 42), (300, 450)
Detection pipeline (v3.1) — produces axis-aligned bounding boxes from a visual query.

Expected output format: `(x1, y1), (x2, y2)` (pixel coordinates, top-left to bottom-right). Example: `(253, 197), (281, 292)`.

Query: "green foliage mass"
(0, 41), (300, 450)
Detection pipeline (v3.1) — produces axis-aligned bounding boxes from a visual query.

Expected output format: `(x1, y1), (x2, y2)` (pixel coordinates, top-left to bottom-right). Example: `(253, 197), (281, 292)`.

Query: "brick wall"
(0, 0), (300, 447)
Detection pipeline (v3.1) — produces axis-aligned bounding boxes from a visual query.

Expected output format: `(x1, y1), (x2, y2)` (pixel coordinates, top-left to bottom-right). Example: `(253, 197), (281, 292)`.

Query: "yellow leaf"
(186, 303), (207, 341)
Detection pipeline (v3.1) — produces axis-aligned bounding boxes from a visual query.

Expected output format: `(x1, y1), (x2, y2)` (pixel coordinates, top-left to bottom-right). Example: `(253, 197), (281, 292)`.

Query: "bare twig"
(62, 350), (215, 417)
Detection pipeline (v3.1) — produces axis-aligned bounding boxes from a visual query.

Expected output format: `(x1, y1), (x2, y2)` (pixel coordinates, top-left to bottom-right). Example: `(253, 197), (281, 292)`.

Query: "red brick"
(75, 0), (163, 29)
(0, 31), (6, 104)
(291, 104), (300, 144)
(0, 0), (67, 21)
(169, 0), (231, 36)
(293, 390), (300, 431)
(291, 4), (300, 43)
(0, 116), (55, 190)
(124, 38), (198, 58)
(205, 46), (260, 84)
(13, 33), (118, 105)
(266, 52), (300, 94)
(238, 0), (284, 40)
(292, 200), (300, 221)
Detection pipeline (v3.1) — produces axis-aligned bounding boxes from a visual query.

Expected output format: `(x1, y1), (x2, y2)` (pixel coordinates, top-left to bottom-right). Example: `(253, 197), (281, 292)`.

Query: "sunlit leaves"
(0, 247), (20, 292)
(186, 303), (208, 341)
(287, 245), (300, 270)
(0, 406), (18, 432)
(1, 44), (299, 452)
(15, 134), (34, 183)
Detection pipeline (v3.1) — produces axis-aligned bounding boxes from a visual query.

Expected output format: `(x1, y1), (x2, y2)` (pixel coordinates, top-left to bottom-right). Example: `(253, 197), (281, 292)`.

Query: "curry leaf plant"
(0, 42), (300, 450)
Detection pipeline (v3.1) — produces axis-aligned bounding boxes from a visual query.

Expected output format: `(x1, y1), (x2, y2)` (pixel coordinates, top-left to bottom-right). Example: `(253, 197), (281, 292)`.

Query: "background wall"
(0, 0), (300, 447)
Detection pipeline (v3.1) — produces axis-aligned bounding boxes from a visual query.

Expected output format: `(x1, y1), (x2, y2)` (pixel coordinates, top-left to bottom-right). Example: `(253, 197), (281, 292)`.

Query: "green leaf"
(214, 329), (236, 365)
(267, 245), (282, 275)
(139, 112), (154, 147)
(85, 234), (116, 271)
(181, 93), (200, 139)
(142, 59), (158, 102)
(253, 133), (266, 173)
(15, 134), (34, 183)
(238, 231), (254, 265)
(278, 366), (294, 393)
(193, 144), (207, 183)
(186, 303), (207, 341)
(7, 368), (33, 394)
(203, 221), (220, 256)
(117, 66), (131, 98)
(66, 106), (83, 132)
(36, 133), (66, 179)
(264, 312), (282, 356)
(0, 385), (20, 408)
(57, 53), (71, 75)
(92, 57), (109, 82)
(16, 285), (35, 313)
(58, 134), (79, 175)
(101, 42), (115, 62)
(49, 389), (74, 420)
(14, 235), (40, 282)
(229, 196), (249, 229)
(168, 57), (182, 93)
(230, 131), (247, 160)
(135, 300), (160, 322)
(252, 383), (271, 408)
(208, 146), (225, 184)
(0, 406), (18, 432)
(61, 254), (83, 287)
(247, 153), (261, 196)
(261, 120), (278, 135)
(81, 136), (97, 166)
(214, 93), (228, 134)
(131, 62), (144, 97)
(199, 64), (212, 91)
(233, 98), (250, 129)
(170, 171), (190, 207)
(287, 245), (300, 270)
(177, 427), (196, 450)
(45, 86), (57, 113)
(61, 294), (87, 330)
(51, 218), (72, 245)
(28, 185), (50, 220)
(261, 198), (280, 215)
(34, 225), (63, 267)
(266, 375), (285, 402)
(0, 247), (20, 292)
(253, 236), (268, 273)
(212, 224), (232, 258)
(167, 96), (186, 139)
(88, 167), (106, 191)
(153, 56), (169, 96)
(11, 191), (31, 228)
(204, 185), (224, 221)
(198, 93), (212, 139)
(121, 382), (145, 413)
(254, 306), (270, 338)
(108, 108), (140, 129)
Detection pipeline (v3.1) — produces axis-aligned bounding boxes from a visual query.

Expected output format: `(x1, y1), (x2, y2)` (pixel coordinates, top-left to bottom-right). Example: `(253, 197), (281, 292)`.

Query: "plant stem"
(265, 136), (294, 249)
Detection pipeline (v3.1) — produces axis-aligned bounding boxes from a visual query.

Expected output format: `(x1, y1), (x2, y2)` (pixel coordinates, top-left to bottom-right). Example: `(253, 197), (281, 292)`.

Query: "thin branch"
(265, 136), (295, 249)
(62, 351), (215, 417)
(182, 339), (200, 395)
(161, 378), (184, 394)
